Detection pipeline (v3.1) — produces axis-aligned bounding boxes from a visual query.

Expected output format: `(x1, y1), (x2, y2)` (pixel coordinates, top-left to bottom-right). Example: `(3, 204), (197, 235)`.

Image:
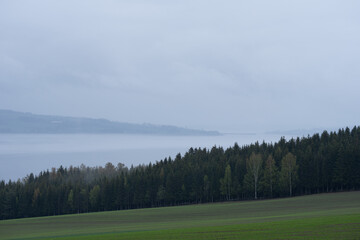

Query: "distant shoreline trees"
(1, 126), (360, 220)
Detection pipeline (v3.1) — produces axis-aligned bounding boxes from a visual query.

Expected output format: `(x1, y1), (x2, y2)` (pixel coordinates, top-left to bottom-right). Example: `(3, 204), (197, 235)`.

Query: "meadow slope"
(1, 191), (359, 239)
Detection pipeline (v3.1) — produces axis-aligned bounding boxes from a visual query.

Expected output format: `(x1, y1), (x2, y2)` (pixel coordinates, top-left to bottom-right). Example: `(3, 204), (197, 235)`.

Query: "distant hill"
(0, 110), (220, 136)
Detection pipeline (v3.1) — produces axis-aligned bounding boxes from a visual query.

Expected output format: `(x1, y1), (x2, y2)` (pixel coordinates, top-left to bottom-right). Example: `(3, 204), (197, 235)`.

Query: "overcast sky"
(1, 0), (360, 133)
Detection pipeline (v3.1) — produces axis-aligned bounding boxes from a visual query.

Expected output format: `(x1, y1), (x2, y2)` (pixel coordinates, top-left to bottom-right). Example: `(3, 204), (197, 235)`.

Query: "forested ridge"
(0, 110), (219, 135)
(1, 127), (360, 220)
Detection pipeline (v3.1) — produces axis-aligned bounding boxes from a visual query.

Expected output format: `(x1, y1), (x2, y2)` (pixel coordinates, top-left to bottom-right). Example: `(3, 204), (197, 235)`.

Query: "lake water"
(0, 134), (292, 181)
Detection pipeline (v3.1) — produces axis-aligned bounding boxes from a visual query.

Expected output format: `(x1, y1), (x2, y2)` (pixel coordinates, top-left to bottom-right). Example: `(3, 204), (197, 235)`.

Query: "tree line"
(1, 126), (360, 220)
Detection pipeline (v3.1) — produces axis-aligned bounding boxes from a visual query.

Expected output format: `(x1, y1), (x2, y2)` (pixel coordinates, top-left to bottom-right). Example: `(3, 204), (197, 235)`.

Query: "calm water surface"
(0, 134), (291, 181)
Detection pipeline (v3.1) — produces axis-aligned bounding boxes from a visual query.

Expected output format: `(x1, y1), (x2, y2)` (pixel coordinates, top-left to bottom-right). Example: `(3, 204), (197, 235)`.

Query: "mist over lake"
(0, 133), (292, 181)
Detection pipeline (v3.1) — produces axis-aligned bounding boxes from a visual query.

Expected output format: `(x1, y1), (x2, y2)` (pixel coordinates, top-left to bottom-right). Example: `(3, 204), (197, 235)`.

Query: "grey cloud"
(1, 0), (360, 132)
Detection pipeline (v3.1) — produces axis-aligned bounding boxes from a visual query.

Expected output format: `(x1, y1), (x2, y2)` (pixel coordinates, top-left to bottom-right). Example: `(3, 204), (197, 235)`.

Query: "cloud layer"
(1, 0), (360, 132)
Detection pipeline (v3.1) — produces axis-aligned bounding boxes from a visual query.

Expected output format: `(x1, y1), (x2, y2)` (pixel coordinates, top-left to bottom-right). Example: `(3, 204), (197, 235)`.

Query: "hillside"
(1, 191), (359, 239)
(0, 110), (219, 135)
(1, 126), (359, 221)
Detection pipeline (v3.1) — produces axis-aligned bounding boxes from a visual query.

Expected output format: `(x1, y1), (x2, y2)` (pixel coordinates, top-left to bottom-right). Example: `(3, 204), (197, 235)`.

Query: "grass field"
(1, 191), (360, 239)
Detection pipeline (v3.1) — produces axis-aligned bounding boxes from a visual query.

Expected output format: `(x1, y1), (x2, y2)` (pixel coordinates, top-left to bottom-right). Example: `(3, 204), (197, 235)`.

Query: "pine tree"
(220, 164), (232, 200)
(263, 155), (278, 197)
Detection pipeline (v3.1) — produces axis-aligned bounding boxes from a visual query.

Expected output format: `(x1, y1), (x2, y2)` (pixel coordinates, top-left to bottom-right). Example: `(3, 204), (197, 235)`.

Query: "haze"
(1, 0), (359, 133)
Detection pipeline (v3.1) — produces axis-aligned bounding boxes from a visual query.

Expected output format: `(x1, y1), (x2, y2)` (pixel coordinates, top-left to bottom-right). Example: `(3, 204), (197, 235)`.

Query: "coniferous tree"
(220, 164), (232, 200)
(263, 155), (278, 197)
(1, 126), (360, 220)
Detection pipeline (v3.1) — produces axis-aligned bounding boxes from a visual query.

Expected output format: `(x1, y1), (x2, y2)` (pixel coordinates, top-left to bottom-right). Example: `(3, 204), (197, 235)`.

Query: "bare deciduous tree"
(246, 153), (263, 199)
(281, 152), (298, 197)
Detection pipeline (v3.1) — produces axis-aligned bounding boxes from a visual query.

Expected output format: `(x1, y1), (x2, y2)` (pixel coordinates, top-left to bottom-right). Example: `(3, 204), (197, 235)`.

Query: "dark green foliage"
(1, 126), (360, 220)
(262, 155), (278, 197)
(220, 164), (232, 200)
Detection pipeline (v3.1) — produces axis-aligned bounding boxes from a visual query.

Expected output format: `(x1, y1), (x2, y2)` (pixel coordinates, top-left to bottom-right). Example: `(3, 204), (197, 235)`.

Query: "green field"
(1, 191), (360, 239)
